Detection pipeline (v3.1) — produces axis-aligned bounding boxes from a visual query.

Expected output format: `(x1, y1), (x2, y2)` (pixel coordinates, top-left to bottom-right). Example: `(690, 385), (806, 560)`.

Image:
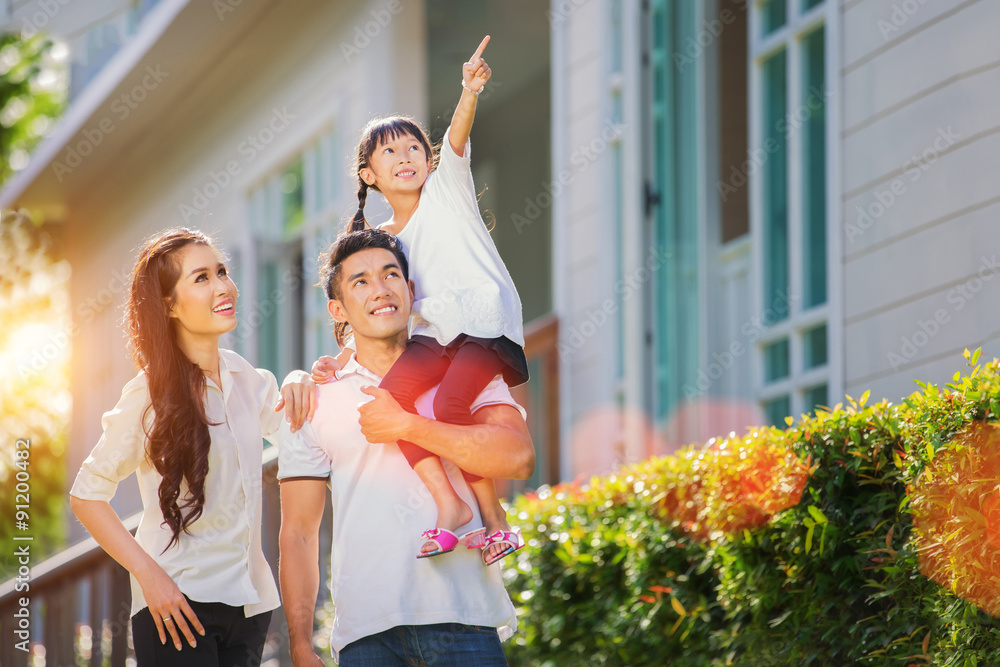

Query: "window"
(717, 0), (749, 243)
(752, 0), (832, 424)
(649, 0), (700, 421)
(68, 2), (164, 100)
(239, 126), (342, 381)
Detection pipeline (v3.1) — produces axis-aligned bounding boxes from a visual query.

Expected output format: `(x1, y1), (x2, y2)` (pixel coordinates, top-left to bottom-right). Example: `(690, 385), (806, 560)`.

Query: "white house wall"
(551, 0), (629, 479)
(56, 0), (428, 529)
(841, 0), (1000, 401)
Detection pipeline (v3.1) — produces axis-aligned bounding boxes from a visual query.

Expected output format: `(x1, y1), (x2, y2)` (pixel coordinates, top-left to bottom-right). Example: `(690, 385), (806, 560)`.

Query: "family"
(68, 37), (535, 666)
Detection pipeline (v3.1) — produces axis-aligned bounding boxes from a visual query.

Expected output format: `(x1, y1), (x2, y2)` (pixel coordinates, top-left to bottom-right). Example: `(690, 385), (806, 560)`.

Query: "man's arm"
(278, 478), (327, 667)
(358, 387), (535, 479)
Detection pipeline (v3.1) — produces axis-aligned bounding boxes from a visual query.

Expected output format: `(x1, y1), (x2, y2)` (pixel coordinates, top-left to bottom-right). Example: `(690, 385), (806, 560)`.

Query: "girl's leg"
(469, 477), (514, 562)
(432, 343), (514, 561)
(381, 341), (473, 552)
(380, 340), (452, 468)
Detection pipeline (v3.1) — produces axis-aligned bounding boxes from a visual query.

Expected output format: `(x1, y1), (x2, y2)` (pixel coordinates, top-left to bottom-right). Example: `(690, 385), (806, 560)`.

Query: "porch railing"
(0, 314), (560, 666)
(0, 447), (299, 667)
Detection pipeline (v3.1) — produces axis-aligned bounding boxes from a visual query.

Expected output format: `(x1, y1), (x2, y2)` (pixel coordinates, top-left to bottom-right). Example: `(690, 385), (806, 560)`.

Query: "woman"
(70, 228), (281, 666)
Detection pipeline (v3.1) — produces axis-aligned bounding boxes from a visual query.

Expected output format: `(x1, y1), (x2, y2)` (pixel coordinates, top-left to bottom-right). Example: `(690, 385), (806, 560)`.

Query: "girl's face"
(167, 243), (238, 343)
(360, 131), (429, 195)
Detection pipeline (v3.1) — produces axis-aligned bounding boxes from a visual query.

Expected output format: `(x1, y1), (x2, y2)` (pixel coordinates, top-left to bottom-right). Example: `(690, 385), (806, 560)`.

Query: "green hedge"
(504, 350), (1000, 666)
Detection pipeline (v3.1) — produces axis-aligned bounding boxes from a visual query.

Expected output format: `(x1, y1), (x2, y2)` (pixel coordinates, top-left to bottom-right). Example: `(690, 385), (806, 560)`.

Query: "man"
(277, 229), (534, 666)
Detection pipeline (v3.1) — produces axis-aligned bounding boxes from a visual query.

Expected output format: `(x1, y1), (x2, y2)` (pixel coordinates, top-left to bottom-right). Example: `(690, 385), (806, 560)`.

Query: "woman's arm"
(70, 497), (205, 650)
(448, 35), (492, 156)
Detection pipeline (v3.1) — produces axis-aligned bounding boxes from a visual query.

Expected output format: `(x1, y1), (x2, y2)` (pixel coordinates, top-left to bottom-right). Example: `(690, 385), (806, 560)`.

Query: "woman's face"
(167, 243), (238, 342)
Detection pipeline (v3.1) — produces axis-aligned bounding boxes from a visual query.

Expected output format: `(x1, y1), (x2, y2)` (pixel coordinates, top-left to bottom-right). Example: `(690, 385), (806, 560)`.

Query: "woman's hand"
(276, 375), (317, 433)
(136, 563), (205, 650)
(462, 35), (492, 94)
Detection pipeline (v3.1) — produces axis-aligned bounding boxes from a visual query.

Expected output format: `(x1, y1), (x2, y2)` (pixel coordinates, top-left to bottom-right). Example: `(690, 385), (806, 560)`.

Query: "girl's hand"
(462, 35), (492, 94)
(311, 352), (349, 384)
(136, 563), (205, 650)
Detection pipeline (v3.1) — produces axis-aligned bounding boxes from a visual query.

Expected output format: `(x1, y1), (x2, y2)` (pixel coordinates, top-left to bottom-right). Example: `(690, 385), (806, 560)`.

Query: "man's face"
(328, 248), (413, 343)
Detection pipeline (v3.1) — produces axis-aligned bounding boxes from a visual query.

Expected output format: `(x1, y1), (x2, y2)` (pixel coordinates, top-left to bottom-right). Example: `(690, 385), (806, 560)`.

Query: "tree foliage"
(504, 350), (1000, 666)
(0, 210), (70, 575)
(0, 31), (66, 185)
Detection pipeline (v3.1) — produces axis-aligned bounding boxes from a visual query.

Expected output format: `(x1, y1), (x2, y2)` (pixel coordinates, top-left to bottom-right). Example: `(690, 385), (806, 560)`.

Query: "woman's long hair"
(125, 228), (217, 550)
(348, 115), (436, 233)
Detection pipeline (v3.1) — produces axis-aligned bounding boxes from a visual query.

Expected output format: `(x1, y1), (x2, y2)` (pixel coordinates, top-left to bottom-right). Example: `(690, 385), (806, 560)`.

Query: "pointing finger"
(469, 35), (490, 63)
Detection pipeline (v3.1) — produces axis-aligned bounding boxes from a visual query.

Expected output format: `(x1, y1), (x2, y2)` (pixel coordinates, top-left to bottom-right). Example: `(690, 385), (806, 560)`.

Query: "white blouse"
(70, 349), (282, 618)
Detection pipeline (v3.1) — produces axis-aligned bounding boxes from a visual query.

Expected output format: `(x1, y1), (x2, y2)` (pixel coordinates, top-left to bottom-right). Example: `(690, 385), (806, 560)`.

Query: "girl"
(70, 228), (282, 666)
(316, 36), (527, 565)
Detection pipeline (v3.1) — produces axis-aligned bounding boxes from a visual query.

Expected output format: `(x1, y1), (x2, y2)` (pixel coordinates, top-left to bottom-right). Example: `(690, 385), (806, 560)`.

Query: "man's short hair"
(318, 229), (409, 301)
(317, 229), (410, 346)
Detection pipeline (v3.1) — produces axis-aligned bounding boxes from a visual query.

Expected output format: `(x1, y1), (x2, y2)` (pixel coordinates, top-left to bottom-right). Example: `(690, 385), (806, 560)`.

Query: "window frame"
(748, 0), (842, 422)
(237, 123), (344, 379)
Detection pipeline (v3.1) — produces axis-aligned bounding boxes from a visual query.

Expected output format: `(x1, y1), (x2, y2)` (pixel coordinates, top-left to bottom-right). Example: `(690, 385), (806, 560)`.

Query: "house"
(548, 0), (1000, 474)
(5, 0), (999, 663)
(4, 0), (999, 529)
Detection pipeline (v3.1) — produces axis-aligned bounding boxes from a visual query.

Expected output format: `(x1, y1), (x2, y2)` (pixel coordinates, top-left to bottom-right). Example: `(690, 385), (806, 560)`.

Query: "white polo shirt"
(277, 352), (521, 660)
(70, 349), (282, 618)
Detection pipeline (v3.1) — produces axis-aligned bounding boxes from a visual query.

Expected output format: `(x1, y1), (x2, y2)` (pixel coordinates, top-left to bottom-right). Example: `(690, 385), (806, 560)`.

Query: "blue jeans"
(338, 623), (507, 666)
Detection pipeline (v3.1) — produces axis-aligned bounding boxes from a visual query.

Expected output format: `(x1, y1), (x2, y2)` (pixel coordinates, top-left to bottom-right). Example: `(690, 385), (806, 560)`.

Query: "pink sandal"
(482, 529), (524, 566)
(416, 527), (487, 559)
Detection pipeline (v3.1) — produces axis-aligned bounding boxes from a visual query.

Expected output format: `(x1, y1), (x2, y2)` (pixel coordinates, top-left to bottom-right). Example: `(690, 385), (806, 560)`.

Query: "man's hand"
(275, 377), (316, 433)
(290, 645), (325, 667)
(358, 386), (414, 444)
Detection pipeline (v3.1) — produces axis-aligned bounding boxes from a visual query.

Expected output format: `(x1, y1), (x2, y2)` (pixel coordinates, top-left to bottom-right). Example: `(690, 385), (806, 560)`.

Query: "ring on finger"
(163, 616), (172, 622)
